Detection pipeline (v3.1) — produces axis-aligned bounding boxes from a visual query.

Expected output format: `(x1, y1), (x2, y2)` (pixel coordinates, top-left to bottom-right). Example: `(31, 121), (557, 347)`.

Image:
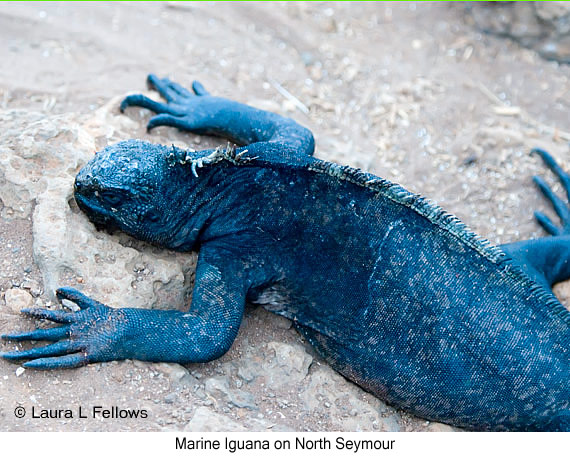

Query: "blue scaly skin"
(2, 74), (569, 430)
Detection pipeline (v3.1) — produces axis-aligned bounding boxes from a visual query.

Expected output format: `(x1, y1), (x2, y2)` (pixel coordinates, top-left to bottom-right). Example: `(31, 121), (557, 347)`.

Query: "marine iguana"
(2, 74), (569, 431)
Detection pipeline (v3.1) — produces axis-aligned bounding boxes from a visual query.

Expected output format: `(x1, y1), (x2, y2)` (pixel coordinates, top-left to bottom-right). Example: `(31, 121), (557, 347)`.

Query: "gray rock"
(468, 3), (570, 64)
(273, 314), (293, 330)
(205, 376), (231, 400)
(4, 288), (33, 313)
(264, 341), (313, 390)
(184, 407), (247, 432)
(21, 278), (43, 297)
(60, 298), (81, 312)
(228, 390), (257, 410)
(205, 376), (257, 410)
(535, 2), (570, 22)
(236, 359), (262, 383)
(233, 340), (312, 389)
(156, 363), (196, 388)
(427, 422), (457, 432)
(163, 392), (178, 404)
(184, 406), (291, 431)
(0, 106), (197, 310)
(301, 364), (402, 432)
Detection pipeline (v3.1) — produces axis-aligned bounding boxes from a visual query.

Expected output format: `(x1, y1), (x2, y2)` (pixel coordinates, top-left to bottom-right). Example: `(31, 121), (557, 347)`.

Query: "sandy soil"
(0, 2), (568, 432)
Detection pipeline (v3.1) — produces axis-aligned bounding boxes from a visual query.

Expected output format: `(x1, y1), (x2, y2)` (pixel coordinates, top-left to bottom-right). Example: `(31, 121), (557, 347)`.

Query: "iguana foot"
(499, 149), (570, 288)
(532, 148), (570, 235)
(120, 74), (212, 132)
(119, 74), (315, 154)
(1, 287), (121, 369)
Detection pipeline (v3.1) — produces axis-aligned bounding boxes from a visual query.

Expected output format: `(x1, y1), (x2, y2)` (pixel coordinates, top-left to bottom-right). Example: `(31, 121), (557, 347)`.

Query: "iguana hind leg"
(500, 149), (570, 289)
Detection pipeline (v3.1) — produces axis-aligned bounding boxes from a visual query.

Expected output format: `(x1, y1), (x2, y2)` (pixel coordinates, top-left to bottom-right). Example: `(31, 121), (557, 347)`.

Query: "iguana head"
(74, 139), (202, 250)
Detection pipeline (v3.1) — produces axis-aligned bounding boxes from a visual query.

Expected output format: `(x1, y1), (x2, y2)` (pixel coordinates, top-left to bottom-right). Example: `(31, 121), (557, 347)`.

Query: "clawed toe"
(532, 148), (570, 235)
(120, 94), (178, 115)
(23, 353), (88, 370)
(20, 307), (75, 324)
(532, 175), (570, 222)
(147, 73), (197, 102)
(534, 210), (562, 236)
(1, 331), (84, 370)
(146, 113), (190, 132)
(192, 80), (210, 96)
(2, 326), (70, 342)
(2, 340), (80, 361)
(531, 148), (570, 199)
(56, 287), (102, 310)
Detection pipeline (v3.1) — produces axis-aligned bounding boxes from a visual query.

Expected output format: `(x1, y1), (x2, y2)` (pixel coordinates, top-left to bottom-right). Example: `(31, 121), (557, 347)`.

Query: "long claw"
(532, 148), (570, 200)
(167, 80), (194, 98)
(147, 73), (173, 101)
(534, 211), (561, 236)
(192, 80), (210, 96)
(21, 308), (75, 324)
(119, 94), (177, 114)
(1, 340), (80, 361)
(147, 74), (186, 102)
(2, 326), (70, 342)
(147, 113), (189, 132)
(23, 353), (88, 370)
(56, 287), (102, 310)
(533, 175), (570, 222)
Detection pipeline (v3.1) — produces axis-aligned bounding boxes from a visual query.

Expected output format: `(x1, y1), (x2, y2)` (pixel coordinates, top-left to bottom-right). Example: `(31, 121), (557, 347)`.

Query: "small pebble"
(4, 288), (33, 313)
(61, 299), (80, 312)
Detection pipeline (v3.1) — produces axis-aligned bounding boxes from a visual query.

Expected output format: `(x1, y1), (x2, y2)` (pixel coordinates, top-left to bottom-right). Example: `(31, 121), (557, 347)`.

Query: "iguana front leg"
(1, 249), (249, 369)
(120, 74), (315, 156)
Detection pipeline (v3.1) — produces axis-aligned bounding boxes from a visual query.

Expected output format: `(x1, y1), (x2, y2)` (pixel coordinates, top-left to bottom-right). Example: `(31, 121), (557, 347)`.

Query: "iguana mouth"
(74, 193), (120, 235)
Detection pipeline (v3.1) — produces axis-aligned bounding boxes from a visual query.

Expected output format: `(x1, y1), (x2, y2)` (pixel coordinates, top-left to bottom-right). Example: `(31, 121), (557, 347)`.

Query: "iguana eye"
(98, 191), (123, 207)
(144, 211), (161, 223)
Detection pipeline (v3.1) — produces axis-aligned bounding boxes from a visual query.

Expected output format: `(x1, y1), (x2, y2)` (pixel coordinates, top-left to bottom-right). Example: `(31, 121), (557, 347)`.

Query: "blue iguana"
(2, 75), (569, 430)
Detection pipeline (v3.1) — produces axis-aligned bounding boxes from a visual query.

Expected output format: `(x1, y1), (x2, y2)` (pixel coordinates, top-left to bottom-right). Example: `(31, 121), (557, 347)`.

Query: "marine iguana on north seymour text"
(2, 75), (569, 431)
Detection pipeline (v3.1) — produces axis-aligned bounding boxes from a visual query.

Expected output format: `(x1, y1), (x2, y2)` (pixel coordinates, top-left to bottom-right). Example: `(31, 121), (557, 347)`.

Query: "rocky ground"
(0, 2), (568, 432)
(468, 2), (570, 64)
